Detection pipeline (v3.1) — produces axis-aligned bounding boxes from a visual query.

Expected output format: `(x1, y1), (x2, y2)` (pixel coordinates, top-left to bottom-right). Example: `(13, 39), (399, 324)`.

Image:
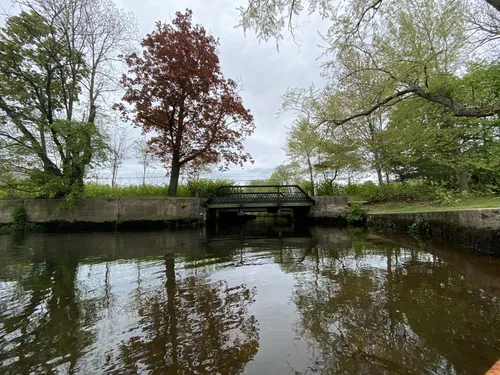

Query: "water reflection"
(108, 255), (259, 374)
(0, 220), (500, 374)
(292, 241), (500, 375)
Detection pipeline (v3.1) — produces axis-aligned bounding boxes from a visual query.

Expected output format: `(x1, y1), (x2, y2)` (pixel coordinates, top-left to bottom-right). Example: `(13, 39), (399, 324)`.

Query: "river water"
(1, 218), (500, 375)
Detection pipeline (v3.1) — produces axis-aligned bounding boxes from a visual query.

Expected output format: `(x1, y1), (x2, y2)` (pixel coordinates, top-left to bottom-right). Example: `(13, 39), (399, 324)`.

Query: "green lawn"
(362, 196), (500, 214)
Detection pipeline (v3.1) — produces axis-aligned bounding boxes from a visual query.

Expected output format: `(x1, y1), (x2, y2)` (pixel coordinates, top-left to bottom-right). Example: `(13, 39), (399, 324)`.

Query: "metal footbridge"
(206, 185), (315, 211)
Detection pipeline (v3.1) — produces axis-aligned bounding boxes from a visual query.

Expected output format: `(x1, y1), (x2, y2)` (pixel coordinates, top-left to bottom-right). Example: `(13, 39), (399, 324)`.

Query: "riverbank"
(362, 196), (500, 213)
(367, 208), (500, 253)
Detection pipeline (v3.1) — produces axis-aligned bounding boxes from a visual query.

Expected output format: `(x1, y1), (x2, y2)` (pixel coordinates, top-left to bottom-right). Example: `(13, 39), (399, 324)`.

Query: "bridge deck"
(206, 185), (315, 210)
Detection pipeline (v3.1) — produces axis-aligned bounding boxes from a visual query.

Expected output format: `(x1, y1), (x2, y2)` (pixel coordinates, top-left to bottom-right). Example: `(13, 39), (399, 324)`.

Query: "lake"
(1, 218), (500, 374)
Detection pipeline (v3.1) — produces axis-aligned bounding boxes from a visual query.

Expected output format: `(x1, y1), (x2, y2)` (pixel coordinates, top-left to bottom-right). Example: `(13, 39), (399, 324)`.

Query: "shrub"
(345, 181), (379, 198)
(83, 180), (234, 198)
(11, 204), (28, 231)
(7, 204), (42, 233)
(187, 179), (234, 198)
(317, 181), (346, 196)
(346, 203), (367, 226)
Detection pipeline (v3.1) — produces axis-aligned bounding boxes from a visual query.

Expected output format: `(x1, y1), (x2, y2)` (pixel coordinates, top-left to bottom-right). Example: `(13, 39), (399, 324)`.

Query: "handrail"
(207, 185), (314, 205)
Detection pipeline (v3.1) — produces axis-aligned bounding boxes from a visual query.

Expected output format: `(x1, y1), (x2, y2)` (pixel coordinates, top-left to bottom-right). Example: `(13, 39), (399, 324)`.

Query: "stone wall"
(0, 198), (204, 227)
(368, 209), (500, 253)
(309, 196), (348, 222)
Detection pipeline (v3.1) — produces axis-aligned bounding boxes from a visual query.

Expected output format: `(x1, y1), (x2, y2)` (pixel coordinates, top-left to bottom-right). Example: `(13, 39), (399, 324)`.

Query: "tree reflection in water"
(109, 254), (259, 374)
(0, 238), (97, 375)
(292, 245), (500, 375)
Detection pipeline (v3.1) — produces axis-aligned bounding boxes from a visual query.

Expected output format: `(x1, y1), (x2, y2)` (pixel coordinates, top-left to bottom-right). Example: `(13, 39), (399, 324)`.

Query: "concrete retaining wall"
(309, 196), (348, 222)
(368, 209), (500, 253)
(0, 198), (204, 228)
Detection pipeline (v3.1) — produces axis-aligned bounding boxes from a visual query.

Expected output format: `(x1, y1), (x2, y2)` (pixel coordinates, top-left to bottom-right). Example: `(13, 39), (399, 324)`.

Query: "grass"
(364, 196), (500, 213)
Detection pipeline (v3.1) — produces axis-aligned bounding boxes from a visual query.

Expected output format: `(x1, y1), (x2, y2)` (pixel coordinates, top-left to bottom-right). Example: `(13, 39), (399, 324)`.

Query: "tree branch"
(325, 89), (414, 127)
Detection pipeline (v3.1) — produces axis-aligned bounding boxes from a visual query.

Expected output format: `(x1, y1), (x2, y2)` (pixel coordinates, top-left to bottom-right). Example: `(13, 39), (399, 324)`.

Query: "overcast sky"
(1, 0), (329, 183)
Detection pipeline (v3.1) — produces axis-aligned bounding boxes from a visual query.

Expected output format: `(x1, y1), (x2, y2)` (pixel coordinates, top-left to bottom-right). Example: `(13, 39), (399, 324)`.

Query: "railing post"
(277, 185), (281, 209)
(239, 186), (242, 209)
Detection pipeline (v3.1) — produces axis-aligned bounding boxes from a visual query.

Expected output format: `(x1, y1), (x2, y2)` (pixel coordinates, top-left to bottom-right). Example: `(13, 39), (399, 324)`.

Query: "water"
(1, 219), (500, 375)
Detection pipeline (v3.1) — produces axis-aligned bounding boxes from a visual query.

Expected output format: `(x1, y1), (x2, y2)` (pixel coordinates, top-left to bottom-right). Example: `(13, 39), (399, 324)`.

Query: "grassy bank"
(364, 196), (500, 213)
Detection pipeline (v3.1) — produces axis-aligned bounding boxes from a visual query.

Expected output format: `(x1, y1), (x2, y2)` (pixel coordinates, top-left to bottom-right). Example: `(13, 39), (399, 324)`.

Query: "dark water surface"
(1, 219), (500, 375)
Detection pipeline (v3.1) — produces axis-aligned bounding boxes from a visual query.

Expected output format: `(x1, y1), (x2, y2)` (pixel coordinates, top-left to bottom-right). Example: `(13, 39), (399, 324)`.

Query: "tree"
(105, 123), (131, 187)
(269, 163), (301, 185)
(240, 0), (500, 124)
(0, 0), (136, 198)
(133, 136), (158, 186)
(385, 96), (500, 191)
(117, 10), (255, 196)
(315, 133), (366, 187)
(284, 117), (321, 190)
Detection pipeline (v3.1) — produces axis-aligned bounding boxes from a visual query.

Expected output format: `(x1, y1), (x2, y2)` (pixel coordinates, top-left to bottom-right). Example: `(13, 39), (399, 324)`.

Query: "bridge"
(206, 185), (315, 212)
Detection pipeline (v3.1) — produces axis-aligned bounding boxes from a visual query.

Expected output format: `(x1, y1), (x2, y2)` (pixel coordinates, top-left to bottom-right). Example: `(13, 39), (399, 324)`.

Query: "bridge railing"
(206, 185), (314, 206)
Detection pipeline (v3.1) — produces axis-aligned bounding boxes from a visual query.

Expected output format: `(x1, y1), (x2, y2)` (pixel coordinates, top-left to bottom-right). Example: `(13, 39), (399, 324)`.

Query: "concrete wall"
(0, 198), (204, 226)
(309, 196), (348, 221)
(368, 209), (500, 253)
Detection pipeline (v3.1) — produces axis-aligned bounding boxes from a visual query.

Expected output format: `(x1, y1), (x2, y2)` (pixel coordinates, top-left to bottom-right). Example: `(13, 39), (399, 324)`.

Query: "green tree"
(285, 117), (322, 190)
(0, 0), (135, 198)
(269, 163), (302, 185)
(240, 0), (500, 124)
(386, 95), (500, 191)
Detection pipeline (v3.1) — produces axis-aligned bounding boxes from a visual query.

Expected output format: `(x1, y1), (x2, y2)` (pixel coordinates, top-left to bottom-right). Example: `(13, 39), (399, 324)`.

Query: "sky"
(1, 0), (330, 183)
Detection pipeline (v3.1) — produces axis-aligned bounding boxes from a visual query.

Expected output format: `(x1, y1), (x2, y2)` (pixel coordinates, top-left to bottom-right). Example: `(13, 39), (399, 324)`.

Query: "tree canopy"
(117, 10), (255, 196)
(0, 0), (136, 198)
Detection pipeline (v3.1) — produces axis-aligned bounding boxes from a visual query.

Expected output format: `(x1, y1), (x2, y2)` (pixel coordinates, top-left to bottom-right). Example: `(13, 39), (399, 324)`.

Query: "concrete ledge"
(0, 198), (204, 227)
(368, 209), (500, 253)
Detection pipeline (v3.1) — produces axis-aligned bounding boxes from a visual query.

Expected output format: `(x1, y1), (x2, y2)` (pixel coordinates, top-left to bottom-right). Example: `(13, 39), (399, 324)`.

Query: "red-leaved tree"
(116, 9), (255, 196)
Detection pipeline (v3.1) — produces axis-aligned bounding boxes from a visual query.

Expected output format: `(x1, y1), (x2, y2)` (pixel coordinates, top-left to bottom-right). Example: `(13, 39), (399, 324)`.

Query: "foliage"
(346, 203), (367, 226)
(0, 204), (44, 233)
(186, 179), (234, 197)
(83, 179), (234, 198)
(239, 0), (500, 197)
(0, 1), (136, 199)
(117, 10), (254, 196)
(11, 204), (28, 232)
(284, 117), (321, 189)
(241, 0), (500, 119)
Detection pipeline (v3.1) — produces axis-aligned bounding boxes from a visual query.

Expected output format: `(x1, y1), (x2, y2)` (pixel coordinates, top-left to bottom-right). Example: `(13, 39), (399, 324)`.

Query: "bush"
(345, 181), (380, 198)
(317, 181), (346, 196)
(11, 204), (28, 231)
(83, 179), (234, 198)
(187, 179), (234, 198)
(346, 203), (367, 226)
(5, 204), (42, 233)
(84, 183), (170, 198)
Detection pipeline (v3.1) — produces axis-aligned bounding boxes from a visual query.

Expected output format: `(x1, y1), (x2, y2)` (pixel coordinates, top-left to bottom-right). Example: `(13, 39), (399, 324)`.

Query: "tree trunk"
(111, 163), (118, 188)
(307, 157), (314, 192)
(376, 168), (384, 188)
(167, 153), (181, 196)
(458, 167), (470, 192)
(165, 254), (178, 369)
